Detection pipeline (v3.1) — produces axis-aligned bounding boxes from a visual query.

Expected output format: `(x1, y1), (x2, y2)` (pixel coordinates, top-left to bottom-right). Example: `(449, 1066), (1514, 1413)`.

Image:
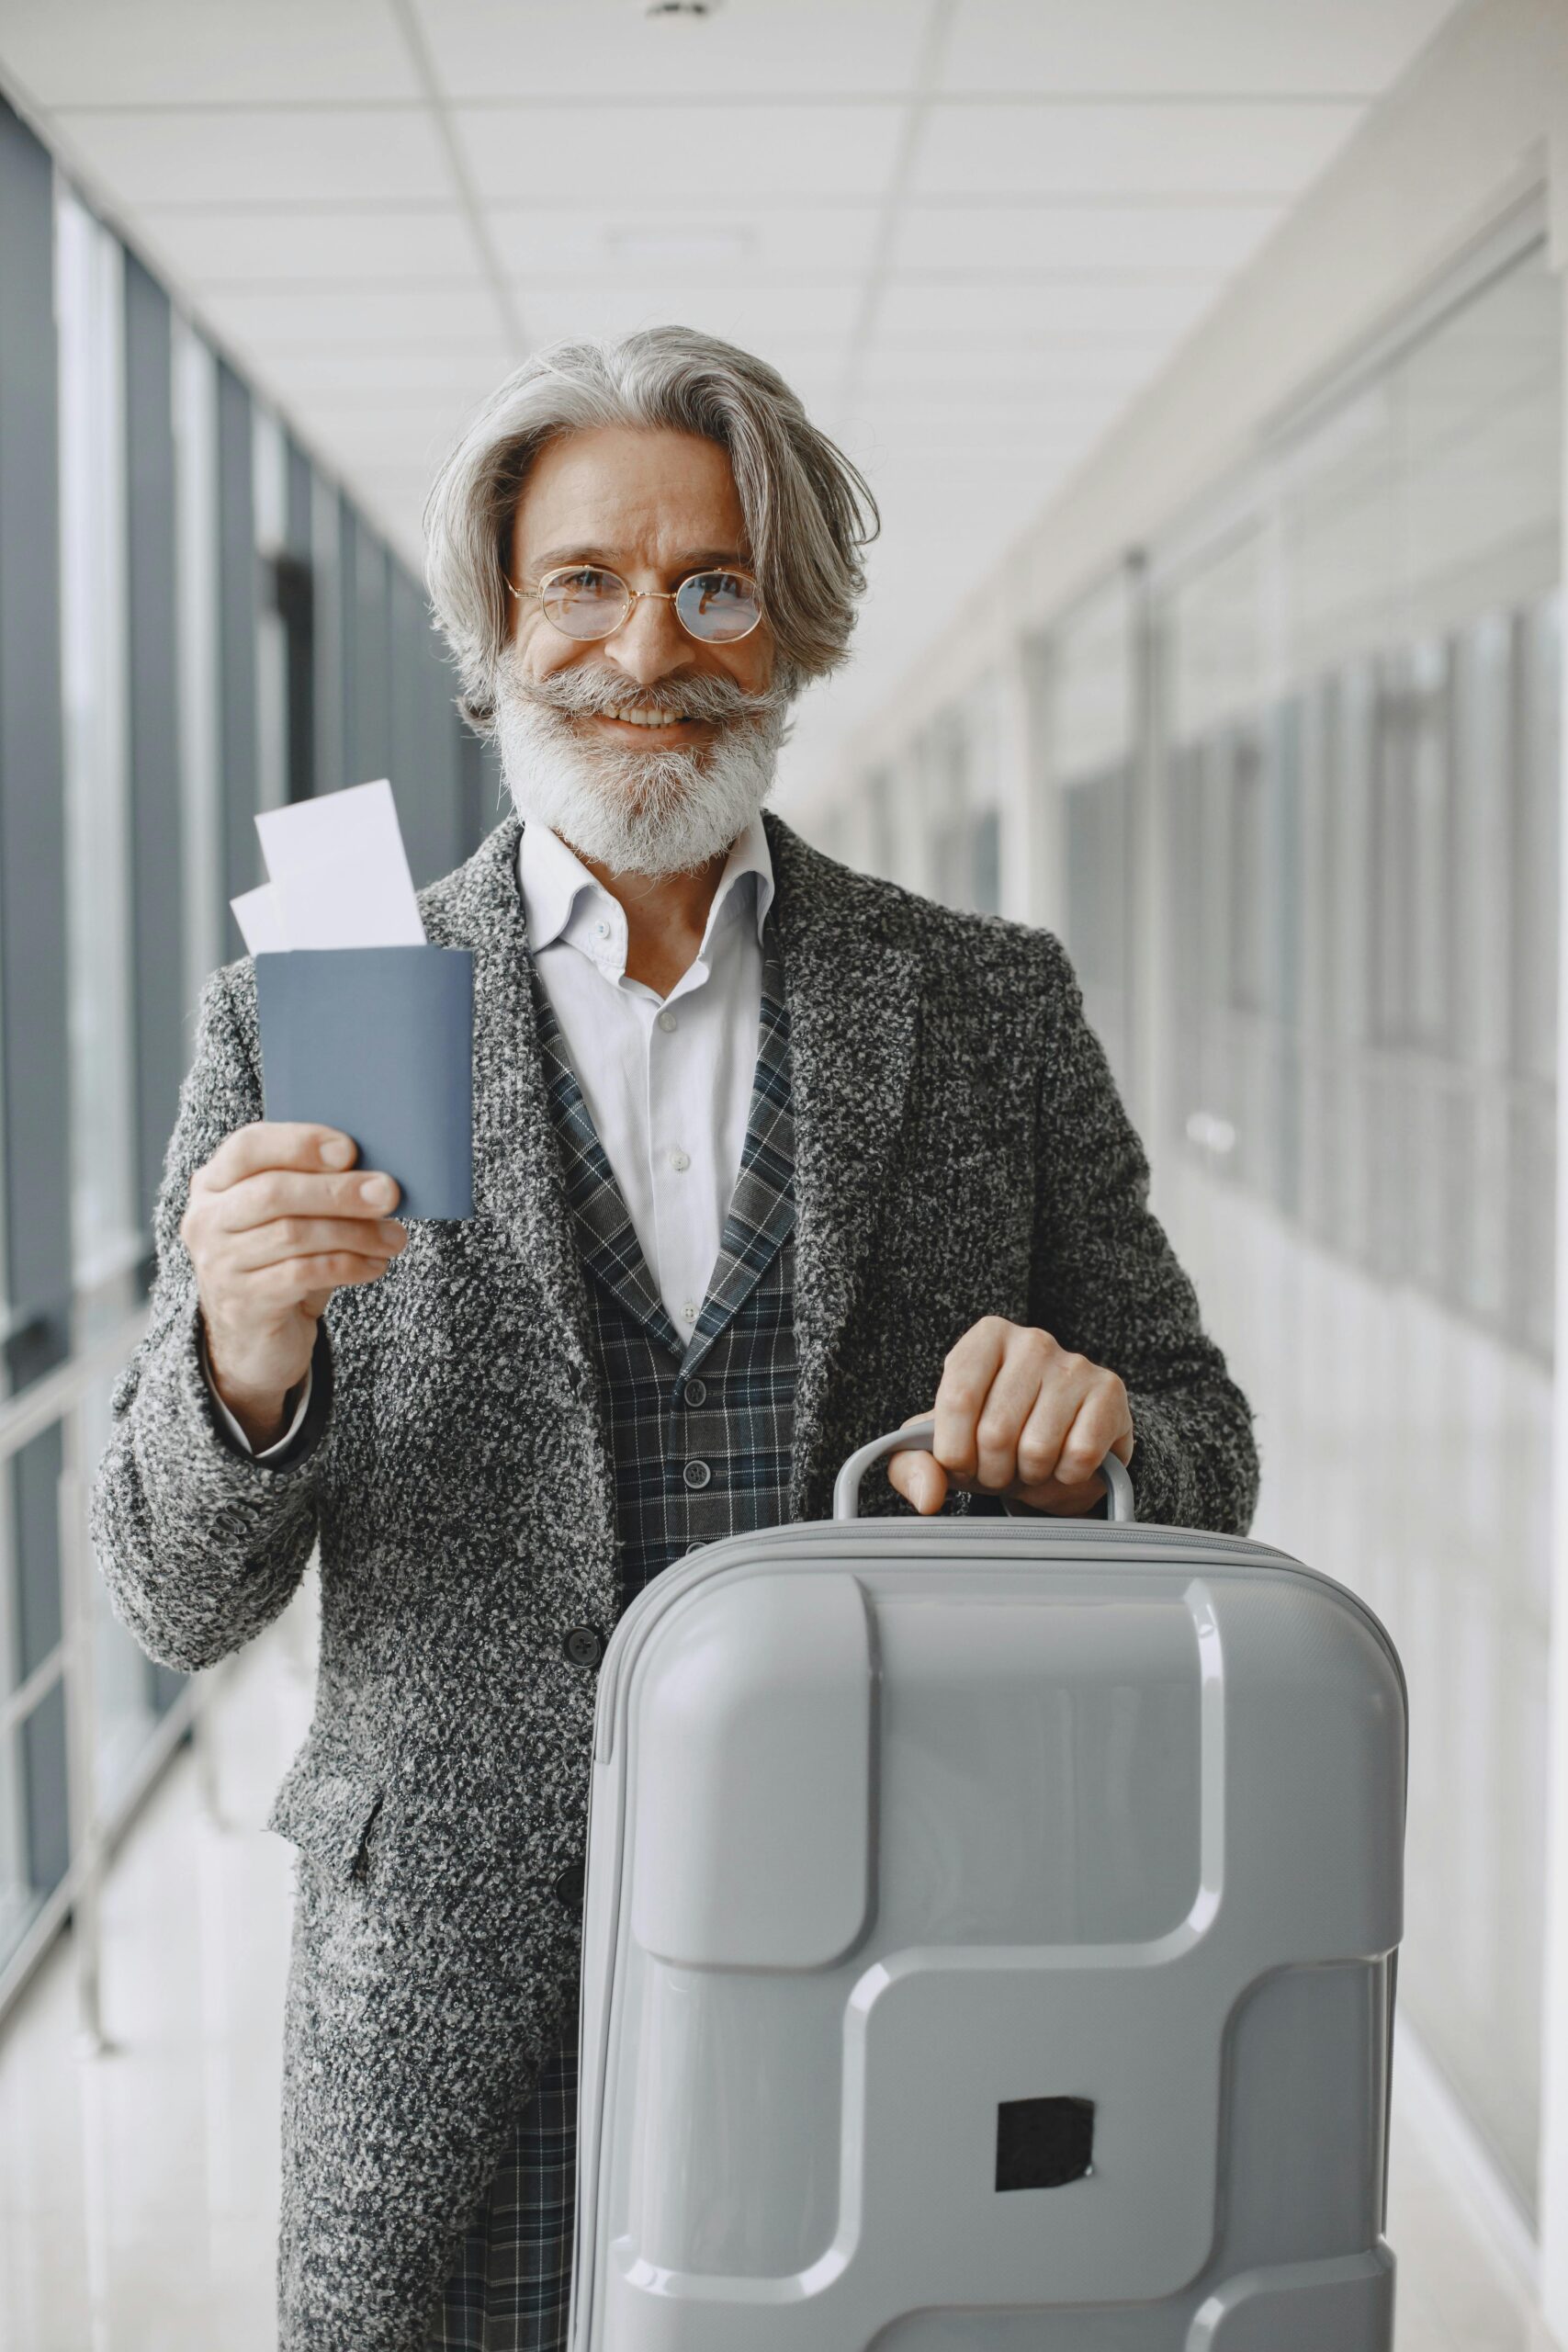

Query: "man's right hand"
(180, 1124), (406, 1449)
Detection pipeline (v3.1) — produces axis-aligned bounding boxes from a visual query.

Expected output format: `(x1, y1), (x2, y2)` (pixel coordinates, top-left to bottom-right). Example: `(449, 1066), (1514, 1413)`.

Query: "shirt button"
(682, 1459), (712, 1490)
(669, 1148), (690, 1172)
(658, 1009), (678, 1032)
(594, 920), (609, 937)
(682, 1301), (698, 1323)
(562, 1624), (604, 1668)
(683, 1377), (706, 1408)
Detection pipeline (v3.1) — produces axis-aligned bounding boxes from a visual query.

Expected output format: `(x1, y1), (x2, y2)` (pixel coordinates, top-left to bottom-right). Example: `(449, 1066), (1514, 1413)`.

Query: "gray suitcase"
(570, 1419), (1406, 2351)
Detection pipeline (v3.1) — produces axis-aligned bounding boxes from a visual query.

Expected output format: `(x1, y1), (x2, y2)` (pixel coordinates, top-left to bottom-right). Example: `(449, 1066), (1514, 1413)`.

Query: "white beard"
(493, 662), (795, 879)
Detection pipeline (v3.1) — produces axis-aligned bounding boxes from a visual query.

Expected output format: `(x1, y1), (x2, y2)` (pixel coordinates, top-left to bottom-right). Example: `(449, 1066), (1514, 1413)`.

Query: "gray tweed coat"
(89, 808), (1258, 2351)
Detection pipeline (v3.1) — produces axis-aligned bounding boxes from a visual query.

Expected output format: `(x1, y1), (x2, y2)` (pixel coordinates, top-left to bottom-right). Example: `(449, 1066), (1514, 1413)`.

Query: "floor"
(0, 1587), (1553, 2352)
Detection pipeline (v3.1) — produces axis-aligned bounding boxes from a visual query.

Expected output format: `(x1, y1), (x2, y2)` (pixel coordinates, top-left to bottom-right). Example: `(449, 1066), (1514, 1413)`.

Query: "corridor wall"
(795, 0), (1568, 2329)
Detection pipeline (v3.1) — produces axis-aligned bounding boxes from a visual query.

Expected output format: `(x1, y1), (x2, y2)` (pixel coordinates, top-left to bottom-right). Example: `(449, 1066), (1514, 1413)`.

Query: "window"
(1150, 227), (1562, 2211)
(56, 187), (139, 1331)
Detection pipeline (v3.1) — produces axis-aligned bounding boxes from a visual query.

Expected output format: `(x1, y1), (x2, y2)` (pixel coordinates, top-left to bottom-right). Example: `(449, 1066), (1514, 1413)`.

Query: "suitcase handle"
(832, 1416), (1136, 1524)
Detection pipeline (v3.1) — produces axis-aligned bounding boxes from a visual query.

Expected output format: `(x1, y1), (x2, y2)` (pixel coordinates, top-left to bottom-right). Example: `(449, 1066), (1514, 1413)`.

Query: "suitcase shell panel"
(570, 1515), (1405, 2351)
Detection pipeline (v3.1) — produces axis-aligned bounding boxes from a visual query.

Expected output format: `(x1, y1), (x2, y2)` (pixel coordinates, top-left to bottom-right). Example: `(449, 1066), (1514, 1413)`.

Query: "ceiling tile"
(259, 347), (516, 395)
(516, 282), (860, 351)
(887, 198), (1287, 275)
(134, 205), (481, 286)
(412, 0), (930, 100)
(486, 201), (883, 278)
(941, 0), (1461, 97)
(846, 385), (1145, 426)
(288, 387), (479, 445)
(849, 349), (1171, 397)
(48, 105), (453, 207)
(457, 102), (904, 202)
(874, 277), (1221, 344)
(332, 457), (434, 494)
(194, 283), (506, 349)
(301, 417), (461, 477)
(0, 0), (418, 104)
(910, 99), (1367, 199)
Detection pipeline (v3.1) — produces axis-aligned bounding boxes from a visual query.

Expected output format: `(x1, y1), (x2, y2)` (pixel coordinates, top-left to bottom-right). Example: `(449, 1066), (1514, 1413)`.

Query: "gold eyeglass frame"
(505, 560), (766, 644)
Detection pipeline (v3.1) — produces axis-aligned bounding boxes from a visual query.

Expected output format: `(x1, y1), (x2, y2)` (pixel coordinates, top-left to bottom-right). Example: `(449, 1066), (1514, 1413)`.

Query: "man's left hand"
(886, 1317), (1134, 1517)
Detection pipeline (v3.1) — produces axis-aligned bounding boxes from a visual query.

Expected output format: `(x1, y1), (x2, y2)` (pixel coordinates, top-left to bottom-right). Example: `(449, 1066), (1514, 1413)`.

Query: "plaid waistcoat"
(431, 920), (799, 2351)
(531, 910), (797, 1618)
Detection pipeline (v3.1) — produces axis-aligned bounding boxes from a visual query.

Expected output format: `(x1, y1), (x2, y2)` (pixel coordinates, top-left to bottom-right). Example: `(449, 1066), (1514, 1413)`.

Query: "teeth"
(602, 707), (687, 726)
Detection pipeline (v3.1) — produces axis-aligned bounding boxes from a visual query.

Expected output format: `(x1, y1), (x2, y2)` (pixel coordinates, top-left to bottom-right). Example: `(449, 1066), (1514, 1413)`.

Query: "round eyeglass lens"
(675, 570), (761, 642)
(540, 567), (631, 639)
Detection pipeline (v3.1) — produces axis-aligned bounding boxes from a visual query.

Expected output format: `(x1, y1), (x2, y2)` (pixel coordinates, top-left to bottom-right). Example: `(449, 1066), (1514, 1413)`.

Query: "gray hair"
(422, 323), (880, 736)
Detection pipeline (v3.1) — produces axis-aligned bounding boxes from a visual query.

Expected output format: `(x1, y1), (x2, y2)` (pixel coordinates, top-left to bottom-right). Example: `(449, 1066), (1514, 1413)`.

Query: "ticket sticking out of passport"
(236, 780), (474, 1221)
(254, 946), (475, 1221)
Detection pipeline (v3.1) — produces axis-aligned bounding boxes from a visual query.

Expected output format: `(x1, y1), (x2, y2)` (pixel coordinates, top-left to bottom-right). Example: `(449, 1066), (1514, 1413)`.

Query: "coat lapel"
(761, 811), (920, 1518)
(420, 815), (604, 1399)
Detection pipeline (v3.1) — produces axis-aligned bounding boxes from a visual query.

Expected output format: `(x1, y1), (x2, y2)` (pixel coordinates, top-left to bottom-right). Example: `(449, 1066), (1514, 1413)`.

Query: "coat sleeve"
(1026, 931), (1260, 1534)
(87, 961), (335, 1672)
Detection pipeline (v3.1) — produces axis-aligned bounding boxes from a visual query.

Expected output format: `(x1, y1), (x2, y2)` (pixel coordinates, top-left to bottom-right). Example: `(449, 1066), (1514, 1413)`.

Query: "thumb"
(888, 1444), (947, 1516)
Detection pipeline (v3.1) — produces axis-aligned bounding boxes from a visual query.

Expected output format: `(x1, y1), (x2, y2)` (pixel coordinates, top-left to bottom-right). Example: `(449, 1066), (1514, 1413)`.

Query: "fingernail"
(321, 1136), (354, 1168)
(361, 1175), (396, 1207)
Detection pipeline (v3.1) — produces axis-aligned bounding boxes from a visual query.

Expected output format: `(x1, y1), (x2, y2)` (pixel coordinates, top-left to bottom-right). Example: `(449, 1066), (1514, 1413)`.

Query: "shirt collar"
(517, 811), (775, 970)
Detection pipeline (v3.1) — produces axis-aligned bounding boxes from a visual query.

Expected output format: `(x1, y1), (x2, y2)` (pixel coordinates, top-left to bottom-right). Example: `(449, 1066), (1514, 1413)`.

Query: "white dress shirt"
(203, 813), (775, 1460)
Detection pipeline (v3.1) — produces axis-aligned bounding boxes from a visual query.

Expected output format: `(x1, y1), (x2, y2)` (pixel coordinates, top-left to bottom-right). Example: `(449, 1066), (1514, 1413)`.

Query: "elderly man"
(90, 323), (1258, 2352)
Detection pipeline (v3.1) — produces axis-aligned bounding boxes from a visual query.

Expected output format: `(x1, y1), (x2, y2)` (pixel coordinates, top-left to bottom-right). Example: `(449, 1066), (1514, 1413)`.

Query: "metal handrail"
(0, 1296), (226, 2041)
(0, 1298), (152, 1464)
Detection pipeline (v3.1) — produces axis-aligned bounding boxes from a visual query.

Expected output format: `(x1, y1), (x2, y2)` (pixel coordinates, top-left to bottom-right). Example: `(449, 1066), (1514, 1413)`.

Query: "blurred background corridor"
(0, 0), (1565, 2345)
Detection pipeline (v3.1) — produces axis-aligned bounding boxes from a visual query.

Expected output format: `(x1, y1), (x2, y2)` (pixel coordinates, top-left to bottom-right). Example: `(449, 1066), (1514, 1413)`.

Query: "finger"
(1014, 1374), (1080, 1492)
(1052, 1381), (1134, 1494)
(973, 1329), (1059, 1491)
(886, 1447), (948, 1515)
(201, 1124), (359, 1193)
(254, 1251), (400, 1303)
(228, 1216), (407, 1272)
(210, 1166), (401, 1233)
(932, 1317), (1010, 1483)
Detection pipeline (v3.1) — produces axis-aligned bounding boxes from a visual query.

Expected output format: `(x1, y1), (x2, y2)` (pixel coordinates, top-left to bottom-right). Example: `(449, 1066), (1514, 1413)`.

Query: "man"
(90, 323), (1258, 2352)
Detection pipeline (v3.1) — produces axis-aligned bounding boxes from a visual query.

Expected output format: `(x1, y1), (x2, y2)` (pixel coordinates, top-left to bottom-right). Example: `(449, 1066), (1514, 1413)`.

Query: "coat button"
(555, 1860), (585, 1905)
(682, 1459), (712, 1489)
(562, 1624), (604, 1668)
(682, 1376), (706, 1407)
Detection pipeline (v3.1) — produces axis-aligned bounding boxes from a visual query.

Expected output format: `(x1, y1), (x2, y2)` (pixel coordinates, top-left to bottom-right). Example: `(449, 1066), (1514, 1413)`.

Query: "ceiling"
(0, 0), (1462, 802)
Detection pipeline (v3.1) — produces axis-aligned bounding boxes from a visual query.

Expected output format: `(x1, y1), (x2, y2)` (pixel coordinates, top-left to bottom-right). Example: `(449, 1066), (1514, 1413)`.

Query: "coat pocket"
(266, 1737), (385, 1884)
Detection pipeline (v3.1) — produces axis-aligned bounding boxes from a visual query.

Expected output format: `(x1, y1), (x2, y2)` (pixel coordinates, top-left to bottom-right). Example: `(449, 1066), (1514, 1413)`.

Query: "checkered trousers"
(428, 916), (796, 2349)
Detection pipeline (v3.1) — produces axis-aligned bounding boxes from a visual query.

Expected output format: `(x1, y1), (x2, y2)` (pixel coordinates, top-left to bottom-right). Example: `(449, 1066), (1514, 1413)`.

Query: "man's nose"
(604, 590), (690, 687)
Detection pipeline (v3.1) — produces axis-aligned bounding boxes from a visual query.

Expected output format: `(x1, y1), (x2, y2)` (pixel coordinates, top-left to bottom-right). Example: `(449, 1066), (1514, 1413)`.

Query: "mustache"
(502, 659), (785, 729)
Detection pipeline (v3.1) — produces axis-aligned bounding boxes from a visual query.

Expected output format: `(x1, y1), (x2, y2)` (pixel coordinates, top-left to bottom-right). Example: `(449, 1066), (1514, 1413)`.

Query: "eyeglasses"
(506, 562), (764, 645)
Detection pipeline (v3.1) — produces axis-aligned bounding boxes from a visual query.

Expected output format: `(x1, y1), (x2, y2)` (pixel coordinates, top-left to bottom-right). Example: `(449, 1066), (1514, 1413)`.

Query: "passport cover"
(254, 945), (475, 1220)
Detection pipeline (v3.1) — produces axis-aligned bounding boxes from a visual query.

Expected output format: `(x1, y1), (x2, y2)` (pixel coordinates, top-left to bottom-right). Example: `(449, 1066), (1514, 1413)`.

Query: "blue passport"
(254, 946), (475, 1220)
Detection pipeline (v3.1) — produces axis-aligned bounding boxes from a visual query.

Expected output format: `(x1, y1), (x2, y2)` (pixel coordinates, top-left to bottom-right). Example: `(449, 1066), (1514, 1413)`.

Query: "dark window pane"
(20, 1679), (70, 1904)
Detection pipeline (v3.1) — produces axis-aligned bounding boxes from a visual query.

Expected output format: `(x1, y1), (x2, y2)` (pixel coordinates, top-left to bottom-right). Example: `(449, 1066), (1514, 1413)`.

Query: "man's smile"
(586, 708), (713, 745)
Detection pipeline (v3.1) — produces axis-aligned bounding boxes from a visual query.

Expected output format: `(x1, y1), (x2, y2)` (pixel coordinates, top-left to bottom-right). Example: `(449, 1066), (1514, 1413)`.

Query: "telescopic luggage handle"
(833, 1416), (1136, 1524)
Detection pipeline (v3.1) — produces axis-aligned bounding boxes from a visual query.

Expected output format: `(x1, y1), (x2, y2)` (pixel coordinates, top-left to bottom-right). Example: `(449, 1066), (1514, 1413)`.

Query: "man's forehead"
(514, 428), (746, 551)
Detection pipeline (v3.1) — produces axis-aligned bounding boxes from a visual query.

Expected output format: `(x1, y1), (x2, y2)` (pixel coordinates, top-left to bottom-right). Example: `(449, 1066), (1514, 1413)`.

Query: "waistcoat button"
(682, 1377), (706, 1408)
(682, 1459), (712, 1489)
(554, 1861), (585, 1906)
(562, 1624), (603, 1668)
